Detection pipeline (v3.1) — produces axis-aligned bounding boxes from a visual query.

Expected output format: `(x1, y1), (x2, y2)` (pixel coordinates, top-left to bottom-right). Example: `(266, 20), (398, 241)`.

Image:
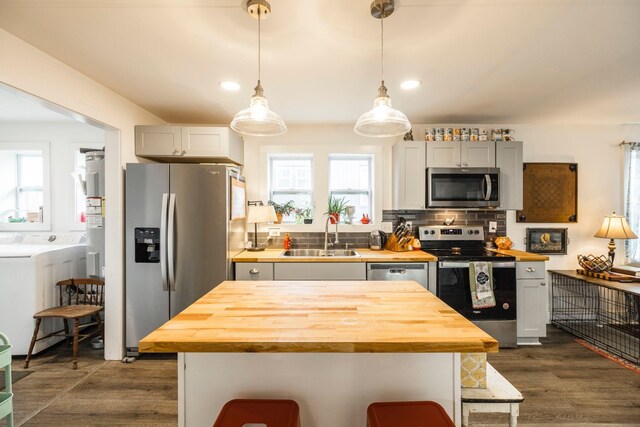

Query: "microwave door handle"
(484, 174), (492, 201)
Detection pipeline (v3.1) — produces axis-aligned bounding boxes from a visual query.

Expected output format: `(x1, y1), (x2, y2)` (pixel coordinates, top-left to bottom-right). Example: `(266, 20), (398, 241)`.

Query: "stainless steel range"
(419, 225), (517, 348)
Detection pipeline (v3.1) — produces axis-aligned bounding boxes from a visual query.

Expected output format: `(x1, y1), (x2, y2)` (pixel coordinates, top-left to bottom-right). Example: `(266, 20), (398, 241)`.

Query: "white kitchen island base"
(179, 352), (461, 427)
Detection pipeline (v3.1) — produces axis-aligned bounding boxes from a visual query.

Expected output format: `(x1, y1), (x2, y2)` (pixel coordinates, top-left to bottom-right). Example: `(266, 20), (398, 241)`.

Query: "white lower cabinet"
(235, 262), (274, 281)
(516, 261), (547, 343)
(274, 263), (366, 281)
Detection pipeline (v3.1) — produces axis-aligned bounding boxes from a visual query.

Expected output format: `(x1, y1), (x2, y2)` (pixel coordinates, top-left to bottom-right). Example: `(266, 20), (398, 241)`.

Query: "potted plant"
(295, 203), (315, 224)
(268, 200), (295, 224)
(325, 195), (348, 224)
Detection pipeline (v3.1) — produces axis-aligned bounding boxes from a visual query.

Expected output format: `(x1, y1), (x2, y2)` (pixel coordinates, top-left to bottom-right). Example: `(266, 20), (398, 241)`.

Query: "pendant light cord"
(380, 12), (384, 82)
(258, 6), (261, 83)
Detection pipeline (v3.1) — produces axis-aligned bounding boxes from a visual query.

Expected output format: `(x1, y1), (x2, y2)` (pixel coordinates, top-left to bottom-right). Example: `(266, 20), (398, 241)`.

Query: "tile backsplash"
(249, 209), (507, 249)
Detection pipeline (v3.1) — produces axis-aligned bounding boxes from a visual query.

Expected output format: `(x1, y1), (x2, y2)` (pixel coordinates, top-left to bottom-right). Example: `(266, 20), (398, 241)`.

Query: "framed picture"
(526, 228), (568, 255)
(517, 163), (578, 223)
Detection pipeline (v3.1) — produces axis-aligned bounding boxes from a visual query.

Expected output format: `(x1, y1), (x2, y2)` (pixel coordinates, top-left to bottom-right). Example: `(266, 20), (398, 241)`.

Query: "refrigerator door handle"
(168, 193), (177, 292)
(160, 193), (169, 291)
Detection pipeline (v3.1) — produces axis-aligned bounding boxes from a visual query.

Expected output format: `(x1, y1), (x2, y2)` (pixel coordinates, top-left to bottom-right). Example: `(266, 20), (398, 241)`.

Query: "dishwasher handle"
(389, 269), (407, 274)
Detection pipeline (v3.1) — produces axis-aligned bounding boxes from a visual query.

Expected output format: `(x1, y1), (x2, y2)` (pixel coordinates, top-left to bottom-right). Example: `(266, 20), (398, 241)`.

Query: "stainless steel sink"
(281, 249), (360, 257)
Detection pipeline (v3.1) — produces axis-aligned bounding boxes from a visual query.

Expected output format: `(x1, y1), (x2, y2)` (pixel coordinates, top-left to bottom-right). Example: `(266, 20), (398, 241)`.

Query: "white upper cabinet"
(392, 141), (426, 209)
(426, 141), (495, 168)
(135, 125), (244, 165)
(496, 141), (523, 210)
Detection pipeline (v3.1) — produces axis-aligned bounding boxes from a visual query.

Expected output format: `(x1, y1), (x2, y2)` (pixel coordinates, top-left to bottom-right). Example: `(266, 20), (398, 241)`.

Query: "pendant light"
(354, 0), (411, 138)
(231, 0), (287, 137)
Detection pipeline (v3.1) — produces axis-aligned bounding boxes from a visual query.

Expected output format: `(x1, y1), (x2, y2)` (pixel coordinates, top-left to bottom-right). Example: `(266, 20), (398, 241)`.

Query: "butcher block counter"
(233, 248), (437, 263)
(489, 248), (549, 261)
(139, 280), (497, 353)
(141, 280), (496, 426)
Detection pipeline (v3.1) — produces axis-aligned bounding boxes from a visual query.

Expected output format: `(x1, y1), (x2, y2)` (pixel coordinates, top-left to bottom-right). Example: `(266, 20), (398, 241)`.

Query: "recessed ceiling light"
(400, 80), (421, 90)
(219, 81), (240, 91)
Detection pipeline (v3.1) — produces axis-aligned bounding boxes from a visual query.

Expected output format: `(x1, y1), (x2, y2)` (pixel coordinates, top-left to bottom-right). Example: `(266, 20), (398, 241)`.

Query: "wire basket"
(577, 254), (612, 272)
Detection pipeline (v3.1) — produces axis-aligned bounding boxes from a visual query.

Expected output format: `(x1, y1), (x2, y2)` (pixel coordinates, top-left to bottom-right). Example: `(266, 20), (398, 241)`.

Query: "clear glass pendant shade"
(230, 90), (287, 137)
(354, 92), (411, 138)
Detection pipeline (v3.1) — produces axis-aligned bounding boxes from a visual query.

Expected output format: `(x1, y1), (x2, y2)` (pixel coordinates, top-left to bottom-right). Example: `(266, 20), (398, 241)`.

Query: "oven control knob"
(474, 230), (480, 234)
(503, 303), (510, 310)
(430, 230), (435, 235)
(468, 230), (473, 234)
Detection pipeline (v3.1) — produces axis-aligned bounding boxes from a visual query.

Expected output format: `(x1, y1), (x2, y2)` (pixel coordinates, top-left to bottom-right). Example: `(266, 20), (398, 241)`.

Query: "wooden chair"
(24, 278), (105, 370)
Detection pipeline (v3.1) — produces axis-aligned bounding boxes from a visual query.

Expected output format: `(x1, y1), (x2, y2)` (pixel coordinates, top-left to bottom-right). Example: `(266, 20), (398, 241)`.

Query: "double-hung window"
(329, 154), (373, 223)
(0, 142), (50, 229)
(269, 155), (313, 223)
(624, 142), (640, 262)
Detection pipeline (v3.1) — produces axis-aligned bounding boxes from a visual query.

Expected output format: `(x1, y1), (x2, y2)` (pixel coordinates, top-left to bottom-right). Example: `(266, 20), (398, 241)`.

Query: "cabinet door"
(517, 278), (547, 338)
(496, 141), (523, 210)
(392, 141), (426, 209)
(461, 141), (495, 167)
(135, 126), (182, 156)
(181, 127), (228, 158)
(235, 263), (274, 281)
(274, 263), (366, 280)
(426, 142), (461, 167)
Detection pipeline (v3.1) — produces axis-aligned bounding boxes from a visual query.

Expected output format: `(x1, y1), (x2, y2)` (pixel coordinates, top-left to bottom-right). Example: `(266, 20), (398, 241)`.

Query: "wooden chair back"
(56, 278), (105, 307)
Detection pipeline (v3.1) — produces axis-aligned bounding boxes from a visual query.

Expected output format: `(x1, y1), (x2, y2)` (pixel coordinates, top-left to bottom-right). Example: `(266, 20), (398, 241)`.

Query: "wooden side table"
(461, 363), (523, 427)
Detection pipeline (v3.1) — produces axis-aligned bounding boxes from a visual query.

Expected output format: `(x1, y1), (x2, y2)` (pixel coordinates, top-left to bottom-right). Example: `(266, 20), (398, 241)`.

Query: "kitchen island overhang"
(140, 280), (498, 427)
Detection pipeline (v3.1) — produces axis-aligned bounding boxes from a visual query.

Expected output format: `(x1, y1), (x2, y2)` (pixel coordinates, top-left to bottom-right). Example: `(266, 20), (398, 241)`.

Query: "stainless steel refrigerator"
(125, 163), (245, 355)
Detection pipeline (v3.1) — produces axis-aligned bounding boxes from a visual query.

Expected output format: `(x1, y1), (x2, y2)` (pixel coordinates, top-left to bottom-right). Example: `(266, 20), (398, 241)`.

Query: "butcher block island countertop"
(233, 248), (437, 262)
(139, 280), (497, 354)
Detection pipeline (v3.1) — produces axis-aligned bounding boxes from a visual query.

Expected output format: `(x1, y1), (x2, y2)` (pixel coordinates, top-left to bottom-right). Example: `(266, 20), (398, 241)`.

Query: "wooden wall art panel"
(517, 163), (578, 223)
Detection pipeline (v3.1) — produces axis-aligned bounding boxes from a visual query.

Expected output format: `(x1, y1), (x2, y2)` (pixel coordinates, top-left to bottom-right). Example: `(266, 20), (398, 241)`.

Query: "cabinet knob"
(541, 282), (546, 286)
(526, 267), (536, 272)
(456, 162), (461, 166)
(181, 150), (186, 155)
(250, 268), (259, 274)
(173, 149), (179, 155)
(462, 162), (468, 166)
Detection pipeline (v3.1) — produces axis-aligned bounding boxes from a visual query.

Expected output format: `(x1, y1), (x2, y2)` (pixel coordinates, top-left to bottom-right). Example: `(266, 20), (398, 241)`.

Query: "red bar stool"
(213, 399), (301, 427)
(367, 401), (455, 427)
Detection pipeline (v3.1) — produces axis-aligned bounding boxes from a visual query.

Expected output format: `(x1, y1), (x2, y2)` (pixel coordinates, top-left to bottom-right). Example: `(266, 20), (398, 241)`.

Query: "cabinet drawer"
(235, 263), (274, 281)
(516, 262), (545, 279)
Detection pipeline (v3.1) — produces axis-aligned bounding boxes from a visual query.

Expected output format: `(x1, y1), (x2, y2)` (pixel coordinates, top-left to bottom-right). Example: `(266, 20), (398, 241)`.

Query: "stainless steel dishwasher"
(366, 263), (429, 289)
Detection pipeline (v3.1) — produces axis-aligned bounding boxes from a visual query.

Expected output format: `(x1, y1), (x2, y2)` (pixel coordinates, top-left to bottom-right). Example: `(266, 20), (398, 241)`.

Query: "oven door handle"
(439, 261), (515, 269)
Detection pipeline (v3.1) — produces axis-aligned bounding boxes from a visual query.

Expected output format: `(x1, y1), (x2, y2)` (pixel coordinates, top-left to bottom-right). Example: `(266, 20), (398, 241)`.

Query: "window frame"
(0, 141), (51, 231)
(268, 154), (314, 224)
(328, 154), (374, 224)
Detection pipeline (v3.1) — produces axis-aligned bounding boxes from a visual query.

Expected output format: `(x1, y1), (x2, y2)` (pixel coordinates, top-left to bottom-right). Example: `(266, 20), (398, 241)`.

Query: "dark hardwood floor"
(5, 325), (640, 426)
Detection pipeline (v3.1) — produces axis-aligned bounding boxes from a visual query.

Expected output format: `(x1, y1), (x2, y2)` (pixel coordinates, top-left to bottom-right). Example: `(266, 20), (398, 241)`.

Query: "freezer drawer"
(366, 263), (429, 289)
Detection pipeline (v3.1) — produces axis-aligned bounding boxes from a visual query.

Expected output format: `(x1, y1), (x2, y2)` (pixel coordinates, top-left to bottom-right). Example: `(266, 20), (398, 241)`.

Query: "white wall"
(0, 28), (165, 360)
(0, 122), (105, 232)
(242, 124), (400, 235)
(411, 124), (640, 270)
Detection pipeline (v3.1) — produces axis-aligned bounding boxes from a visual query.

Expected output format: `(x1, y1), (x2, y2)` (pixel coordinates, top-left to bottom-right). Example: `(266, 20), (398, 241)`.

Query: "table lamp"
(247, 203), (277, 251)
(594, 212), (638, 264)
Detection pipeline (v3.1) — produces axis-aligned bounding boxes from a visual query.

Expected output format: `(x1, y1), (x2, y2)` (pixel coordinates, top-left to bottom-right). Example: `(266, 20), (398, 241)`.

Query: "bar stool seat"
(213, 399), (301, 427)
(367, 401), (455, 427)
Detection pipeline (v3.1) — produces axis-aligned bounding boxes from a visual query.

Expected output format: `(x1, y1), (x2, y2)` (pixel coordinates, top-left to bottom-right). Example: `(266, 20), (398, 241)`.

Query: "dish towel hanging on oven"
(469, 261), (496, 309)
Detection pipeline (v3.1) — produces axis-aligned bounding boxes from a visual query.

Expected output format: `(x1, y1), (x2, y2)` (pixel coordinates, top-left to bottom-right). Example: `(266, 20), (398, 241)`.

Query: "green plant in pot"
(294, 203), (315, 224)
(268, 200), (295, 224)
(325, 195), (348, 224)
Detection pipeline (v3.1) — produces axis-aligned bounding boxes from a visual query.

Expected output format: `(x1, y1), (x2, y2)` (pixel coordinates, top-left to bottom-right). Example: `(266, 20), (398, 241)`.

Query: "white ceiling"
(0, 85), (77, 122)
(0, 0), (639, 126)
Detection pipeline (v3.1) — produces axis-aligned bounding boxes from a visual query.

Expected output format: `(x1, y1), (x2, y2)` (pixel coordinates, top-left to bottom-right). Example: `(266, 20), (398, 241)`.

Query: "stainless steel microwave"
(427, 167), (500, 208)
